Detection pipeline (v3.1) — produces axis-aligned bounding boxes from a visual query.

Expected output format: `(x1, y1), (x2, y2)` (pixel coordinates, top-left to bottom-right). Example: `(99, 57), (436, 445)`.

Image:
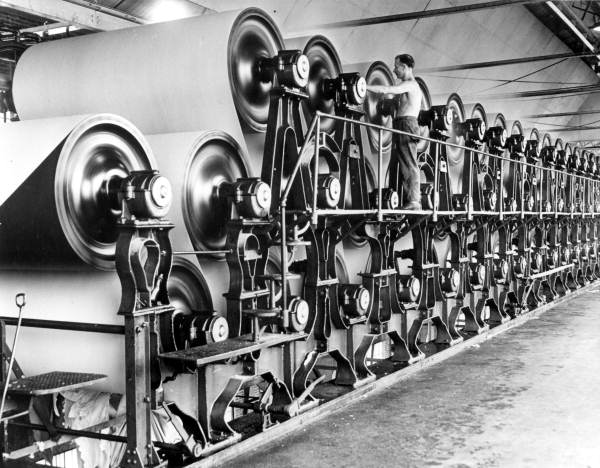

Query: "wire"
(474, 58), (568, 94)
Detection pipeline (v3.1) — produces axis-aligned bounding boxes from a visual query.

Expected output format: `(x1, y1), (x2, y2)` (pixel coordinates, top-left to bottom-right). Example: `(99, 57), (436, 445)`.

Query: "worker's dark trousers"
(390, 116), (420, 205)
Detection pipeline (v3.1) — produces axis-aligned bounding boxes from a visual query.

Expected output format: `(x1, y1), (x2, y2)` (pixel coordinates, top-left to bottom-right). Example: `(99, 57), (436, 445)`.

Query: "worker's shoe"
(400, 201), (422, 211)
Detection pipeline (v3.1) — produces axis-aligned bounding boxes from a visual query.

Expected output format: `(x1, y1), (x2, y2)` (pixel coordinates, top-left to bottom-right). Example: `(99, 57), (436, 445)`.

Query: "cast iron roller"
(369, 188), (399, 210)
(485, 126), (507, 150)
(287, 296), (309, 332)
(339, 284), (370, 317)
(397, 276), (420, 303)
(421, 105), (452, 134)
(507, 134), (526, 154)
(170, 312), (230, 349)
(317, 174), (341, 208)
(440, 268), (460, 293)
(493, 258), (509, 281)
(321, 73), (367, 107)
(119, 170), (172, 219)
(219, 178), (272, 219)
(526, 140), (541, 159)
(256, 50), (310, 89)
(228, 10), (285, 131)
(460, 118), (486, 144)
(541, 146), (557, 165)
(191, 314), (230, 345)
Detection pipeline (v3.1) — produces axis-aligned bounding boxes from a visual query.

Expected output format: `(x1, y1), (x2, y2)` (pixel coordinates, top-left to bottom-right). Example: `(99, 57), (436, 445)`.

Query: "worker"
(367, 54), (423, 210)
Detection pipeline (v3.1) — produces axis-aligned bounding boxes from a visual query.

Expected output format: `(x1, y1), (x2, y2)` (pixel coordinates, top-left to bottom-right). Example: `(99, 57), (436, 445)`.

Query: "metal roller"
(227, 9), (284, 132)
(463, 102), (488, 145)
(0, 114), (155, 270)
(526, 127), (542, 159)
(486, 113), (509, 151)
(445, 93), (466, 195)
(0, 253), (218, 393)
(416, 77), (432, 155)
(12, 8), (286, 173)
(363, 61), (395, 151)
(146, 130), (249, 314)
(298, 35), (343, 134)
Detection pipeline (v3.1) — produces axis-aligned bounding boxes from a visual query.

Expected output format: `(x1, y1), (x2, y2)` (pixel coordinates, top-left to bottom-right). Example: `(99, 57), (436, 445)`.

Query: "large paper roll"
(0, 257), (214, 394)
(145, 130), (250, 313)
(0, 114), (155, 270)
(12, 8), (285, 177)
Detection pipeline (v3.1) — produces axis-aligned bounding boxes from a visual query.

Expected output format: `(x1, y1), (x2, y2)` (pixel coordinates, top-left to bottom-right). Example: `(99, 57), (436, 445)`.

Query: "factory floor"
(223, 287), (600, 468)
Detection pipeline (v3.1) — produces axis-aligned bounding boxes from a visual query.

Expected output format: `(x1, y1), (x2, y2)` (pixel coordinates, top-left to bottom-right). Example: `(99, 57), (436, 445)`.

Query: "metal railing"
(277, 111), (599, 310)
(282, 111), (599, 224)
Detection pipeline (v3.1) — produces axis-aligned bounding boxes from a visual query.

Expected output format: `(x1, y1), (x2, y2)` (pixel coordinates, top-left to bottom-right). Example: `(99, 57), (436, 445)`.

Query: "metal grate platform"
(7, 372), (107, 396)
(160, 332), (305, 368)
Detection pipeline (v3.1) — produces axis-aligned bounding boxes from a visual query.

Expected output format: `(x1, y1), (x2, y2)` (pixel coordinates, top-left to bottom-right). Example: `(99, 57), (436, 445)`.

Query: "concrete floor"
(222, 287), (600, 468)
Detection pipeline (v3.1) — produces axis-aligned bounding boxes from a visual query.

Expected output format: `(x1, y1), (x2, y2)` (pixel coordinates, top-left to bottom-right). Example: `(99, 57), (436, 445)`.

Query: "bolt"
(143, 396), (151, 403)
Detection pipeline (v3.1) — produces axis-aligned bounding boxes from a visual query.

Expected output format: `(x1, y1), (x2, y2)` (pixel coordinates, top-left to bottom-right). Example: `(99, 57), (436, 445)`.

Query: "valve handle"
(15, 293), (25, 309)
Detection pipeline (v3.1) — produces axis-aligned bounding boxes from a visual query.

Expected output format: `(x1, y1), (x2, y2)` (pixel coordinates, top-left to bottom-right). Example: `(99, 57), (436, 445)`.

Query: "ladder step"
(7, 372), (107, 396)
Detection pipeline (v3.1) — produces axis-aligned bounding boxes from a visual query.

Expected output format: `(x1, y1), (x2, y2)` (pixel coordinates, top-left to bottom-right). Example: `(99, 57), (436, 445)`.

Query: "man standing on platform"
(367, 54), (422, 210)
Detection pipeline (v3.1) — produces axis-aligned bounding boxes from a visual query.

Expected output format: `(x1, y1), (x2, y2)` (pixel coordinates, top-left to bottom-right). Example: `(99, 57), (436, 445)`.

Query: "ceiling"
(2, 0), (600, 148)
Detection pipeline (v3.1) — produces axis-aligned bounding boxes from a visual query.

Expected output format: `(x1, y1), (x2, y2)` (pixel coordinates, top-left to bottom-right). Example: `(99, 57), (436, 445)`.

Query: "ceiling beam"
(465, 82), (600, 100)
(0, 0), (143, 31)
(288, 0), (547, 35)
(419, 52), (596, 73)
(524, 108), (600, 118)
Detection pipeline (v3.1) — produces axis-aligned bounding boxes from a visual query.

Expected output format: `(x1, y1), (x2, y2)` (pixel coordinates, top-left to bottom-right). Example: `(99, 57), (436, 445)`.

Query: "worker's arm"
(366, 81), (413, 95)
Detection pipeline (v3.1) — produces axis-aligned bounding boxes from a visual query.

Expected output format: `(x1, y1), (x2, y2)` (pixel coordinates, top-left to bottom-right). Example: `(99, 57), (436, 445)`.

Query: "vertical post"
(281, 205), (288, 314)
(498, 154), (504, 220)
(433, 143), (439, 221)
(538, 166), (543, 217)
(377, 128), (383, 222)
(467, 150), (473, 219)
(311, 115), (321, 226)
(520, 160), (526, 220)
(554, 167), (558, 218)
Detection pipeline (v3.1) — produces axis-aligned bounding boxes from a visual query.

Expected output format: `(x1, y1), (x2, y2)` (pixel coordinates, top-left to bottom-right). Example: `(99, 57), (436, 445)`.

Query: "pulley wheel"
(464, 102), (488, 152)
(364, 61), (394, 152)
(164, 258), (217, 351)
(302, 35), (342, 134)
(228, 8), (284, 132)
(336, 249), (350, 284)
(184, 131), (249, 253)
(168, 258), (213, 316)
(445, 93), (466, 195)
(416, 77), (432, 155)
(55, 117), (154, 270)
